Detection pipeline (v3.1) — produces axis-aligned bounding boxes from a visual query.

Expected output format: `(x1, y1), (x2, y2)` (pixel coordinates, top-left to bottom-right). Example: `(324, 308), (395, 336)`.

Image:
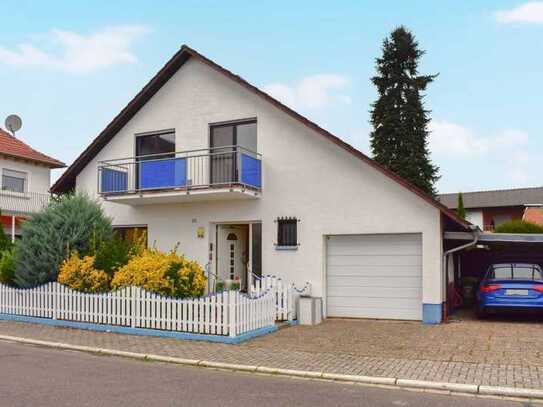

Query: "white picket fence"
(249, 275), (311, 321)
(0, 282), (275, 338)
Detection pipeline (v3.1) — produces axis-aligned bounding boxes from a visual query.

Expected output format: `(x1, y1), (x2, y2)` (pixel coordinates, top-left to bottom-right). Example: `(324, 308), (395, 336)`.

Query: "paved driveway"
(1, 314), (543, 389)
(249, 314), (543, 366)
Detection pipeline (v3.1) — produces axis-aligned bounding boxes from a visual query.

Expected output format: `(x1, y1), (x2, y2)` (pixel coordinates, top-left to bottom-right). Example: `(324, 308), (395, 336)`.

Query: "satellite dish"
(5, 114), (22, 136)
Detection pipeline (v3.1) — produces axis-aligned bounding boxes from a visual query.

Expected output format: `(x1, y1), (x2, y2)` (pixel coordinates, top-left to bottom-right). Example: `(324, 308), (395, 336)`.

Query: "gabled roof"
(439, 186), (543, 209)
(51, 45), (469, 229)
(0, 128), (65, 168)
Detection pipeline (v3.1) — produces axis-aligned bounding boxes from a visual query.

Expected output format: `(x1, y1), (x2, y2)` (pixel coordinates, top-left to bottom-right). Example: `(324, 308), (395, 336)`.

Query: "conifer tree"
(457, 192), (466, 219)
(370, 26), (440, 196)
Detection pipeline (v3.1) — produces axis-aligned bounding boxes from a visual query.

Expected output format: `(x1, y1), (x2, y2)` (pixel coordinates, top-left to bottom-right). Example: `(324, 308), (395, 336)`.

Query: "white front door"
(217, 225), (248, 287)
(326, 233), (423, 320)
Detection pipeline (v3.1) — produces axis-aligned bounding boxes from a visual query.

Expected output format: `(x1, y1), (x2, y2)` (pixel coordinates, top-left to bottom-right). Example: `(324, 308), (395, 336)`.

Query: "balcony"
(98, 146), (262, 205)
(0, 190), (51, 216)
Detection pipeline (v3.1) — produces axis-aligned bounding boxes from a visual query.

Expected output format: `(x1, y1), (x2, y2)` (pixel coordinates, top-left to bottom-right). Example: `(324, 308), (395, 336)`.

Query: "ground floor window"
(276, 217), (298, 248)
(113, 226), (148, 246)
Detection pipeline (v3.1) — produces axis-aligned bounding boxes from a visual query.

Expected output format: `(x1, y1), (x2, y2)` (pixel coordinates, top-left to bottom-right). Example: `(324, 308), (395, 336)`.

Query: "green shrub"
(14, 193), (113, 288)
(494, 220), (543, 234)
(0, 248), (16, 285)
(215, 281), (225, 292)
(0, 221), (12, 253)
(111, 247), (207, 298)
(93, 236), (143, 277)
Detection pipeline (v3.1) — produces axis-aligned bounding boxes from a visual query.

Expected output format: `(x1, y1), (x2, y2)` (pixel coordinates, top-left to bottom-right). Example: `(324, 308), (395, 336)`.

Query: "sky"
(0, 1), (542, 194)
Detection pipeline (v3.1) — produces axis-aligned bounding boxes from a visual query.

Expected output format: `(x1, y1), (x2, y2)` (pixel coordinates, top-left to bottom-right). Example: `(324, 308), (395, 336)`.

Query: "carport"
(444, 231), (543, 317)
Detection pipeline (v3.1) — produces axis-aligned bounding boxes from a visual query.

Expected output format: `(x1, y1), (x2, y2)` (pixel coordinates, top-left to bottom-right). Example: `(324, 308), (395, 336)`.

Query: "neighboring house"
(0, 128), (65, 239)
(439, 187), (543, 231)
(522, 205), (543, 226)
(51, 45), (470, 324)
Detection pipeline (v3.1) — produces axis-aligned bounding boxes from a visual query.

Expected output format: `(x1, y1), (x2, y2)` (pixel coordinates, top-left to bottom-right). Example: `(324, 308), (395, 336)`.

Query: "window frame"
(113, 225), (148, 246)
(134, 129), (176, 160)
(2, 168), (27, 193)
(275, 217), (299, 250)
(208, 119), (257, 186)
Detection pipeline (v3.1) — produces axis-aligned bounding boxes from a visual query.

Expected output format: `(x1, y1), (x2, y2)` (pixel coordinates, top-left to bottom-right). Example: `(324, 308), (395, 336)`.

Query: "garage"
(326, 233), (423, 320)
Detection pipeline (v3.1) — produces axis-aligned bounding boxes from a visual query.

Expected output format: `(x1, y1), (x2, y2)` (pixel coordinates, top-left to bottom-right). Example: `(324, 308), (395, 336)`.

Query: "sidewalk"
(1, 318), (542, 390)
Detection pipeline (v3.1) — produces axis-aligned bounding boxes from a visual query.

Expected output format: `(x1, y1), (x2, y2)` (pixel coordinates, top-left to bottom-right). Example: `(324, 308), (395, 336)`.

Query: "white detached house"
(0, 128), (65, 239)
(52, 45), (470, 324)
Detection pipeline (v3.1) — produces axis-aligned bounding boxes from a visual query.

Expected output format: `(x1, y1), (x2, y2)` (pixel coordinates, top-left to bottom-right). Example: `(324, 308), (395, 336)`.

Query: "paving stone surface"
(1, 315), (543, 389)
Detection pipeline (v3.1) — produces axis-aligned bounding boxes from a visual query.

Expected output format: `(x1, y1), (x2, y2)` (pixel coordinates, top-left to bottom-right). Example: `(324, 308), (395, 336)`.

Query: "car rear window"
(488, 264), (543, 280)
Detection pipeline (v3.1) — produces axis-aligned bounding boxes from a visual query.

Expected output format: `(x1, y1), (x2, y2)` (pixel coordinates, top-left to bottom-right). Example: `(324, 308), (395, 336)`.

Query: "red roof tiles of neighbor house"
(523, 207), (543, 226)
(0, 128), (65, 168)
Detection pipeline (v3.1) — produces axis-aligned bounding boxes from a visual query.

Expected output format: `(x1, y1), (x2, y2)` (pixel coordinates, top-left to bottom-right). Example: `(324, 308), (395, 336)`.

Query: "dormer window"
(2, 169), (27, 193)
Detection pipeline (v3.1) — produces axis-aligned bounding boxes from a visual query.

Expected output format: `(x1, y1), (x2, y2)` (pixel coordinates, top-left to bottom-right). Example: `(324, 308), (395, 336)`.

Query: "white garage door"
(326, 234), (422, 320)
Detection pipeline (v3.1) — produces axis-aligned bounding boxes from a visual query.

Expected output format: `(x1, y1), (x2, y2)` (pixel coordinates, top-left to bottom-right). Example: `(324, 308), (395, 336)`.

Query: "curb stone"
(322, 372), (396, 386)
(396, 379), (478, 394)
(1, 334), (542, 401)
(478, 385), (543, 399)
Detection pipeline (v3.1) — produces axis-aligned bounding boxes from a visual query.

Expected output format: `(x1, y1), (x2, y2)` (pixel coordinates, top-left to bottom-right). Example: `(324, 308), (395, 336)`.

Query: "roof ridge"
(51, 44), (469, 229)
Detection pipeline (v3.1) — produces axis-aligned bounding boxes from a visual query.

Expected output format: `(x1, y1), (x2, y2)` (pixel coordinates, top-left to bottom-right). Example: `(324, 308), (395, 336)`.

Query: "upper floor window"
(210, 120), (257, 185)
(210, 120), (257, 153)
(135, 131), (175, 160)
(2, 169), (27, 193)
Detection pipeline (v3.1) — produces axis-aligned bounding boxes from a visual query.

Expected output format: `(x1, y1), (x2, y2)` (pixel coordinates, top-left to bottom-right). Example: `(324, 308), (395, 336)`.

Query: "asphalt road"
(0, 340), (531, 407)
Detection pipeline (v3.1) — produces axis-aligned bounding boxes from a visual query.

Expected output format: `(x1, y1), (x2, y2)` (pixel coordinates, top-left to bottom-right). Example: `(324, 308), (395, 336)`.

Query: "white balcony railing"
(97, 146), (262, 196)
(0, 190), (51, 215)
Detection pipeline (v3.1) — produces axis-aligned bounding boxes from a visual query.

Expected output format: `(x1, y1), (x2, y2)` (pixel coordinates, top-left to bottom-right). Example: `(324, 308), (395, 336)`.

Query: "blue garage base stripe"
(0, 314), (278, 344)
(422, 303), (443, 324)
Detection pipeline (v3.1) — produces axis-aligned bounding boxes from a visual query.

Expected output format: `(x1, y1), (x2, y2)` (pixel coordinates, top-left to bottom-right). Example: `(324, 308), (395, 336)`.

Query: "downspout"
(443, 225), (480, 322)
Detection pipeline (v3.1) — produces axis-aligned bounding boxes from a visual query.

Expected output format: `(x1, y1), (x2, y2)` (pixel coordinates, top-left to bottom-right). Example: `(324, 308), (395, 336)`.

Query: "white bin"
(297, 297), (323, 325)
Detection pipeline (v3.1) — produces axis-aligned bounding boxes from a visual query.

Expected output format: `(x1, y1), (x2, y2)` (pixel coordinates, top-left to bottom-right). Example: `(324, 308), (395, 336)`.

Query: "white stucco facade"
(74, 57), (449, 322)
(0, 157), (51, 194)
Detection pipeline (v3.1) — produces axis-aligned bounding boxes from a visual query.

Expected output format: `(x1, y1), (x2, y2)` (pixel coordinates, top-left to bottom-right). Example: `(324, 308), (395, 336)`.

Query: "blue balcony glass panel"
(139, 158), (187, 190)
(101, 168), (128, 193)
(240, 153), (261, 189)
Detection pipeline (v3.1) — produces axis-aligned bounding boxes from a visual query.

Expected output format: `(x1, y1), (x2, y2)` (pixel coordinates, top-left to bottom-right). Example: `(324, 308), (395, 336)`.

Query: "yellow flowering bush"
(58, 252), (110, 293)
(111, 248), (206, 298)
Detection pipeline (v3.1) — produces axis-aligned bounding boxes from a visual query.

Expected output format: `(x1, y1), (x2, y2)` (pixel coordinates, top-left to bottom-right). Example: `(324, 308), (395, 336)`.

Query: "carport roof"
(445, 231), (543, 244)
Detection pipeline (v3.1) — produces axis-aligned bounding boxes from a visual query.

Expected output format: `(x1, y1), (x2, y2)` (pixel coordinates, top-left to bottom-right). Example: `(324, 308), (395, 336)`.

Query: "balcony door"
(135, 131), (176, 190)
(210, 121), (256, 186)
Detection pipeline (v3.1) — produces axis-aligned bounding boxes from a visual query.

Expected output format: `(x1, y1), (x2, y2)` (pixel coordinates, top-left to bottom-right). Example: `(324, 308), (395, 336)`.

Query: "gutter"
(443, 225), (480, 322)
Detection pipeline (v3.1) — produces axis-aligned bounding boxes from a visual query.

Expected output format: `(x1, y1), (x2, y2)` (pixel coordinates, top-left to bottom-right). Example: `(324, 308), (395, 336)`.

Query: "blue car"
(476, 263), (543, 318)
